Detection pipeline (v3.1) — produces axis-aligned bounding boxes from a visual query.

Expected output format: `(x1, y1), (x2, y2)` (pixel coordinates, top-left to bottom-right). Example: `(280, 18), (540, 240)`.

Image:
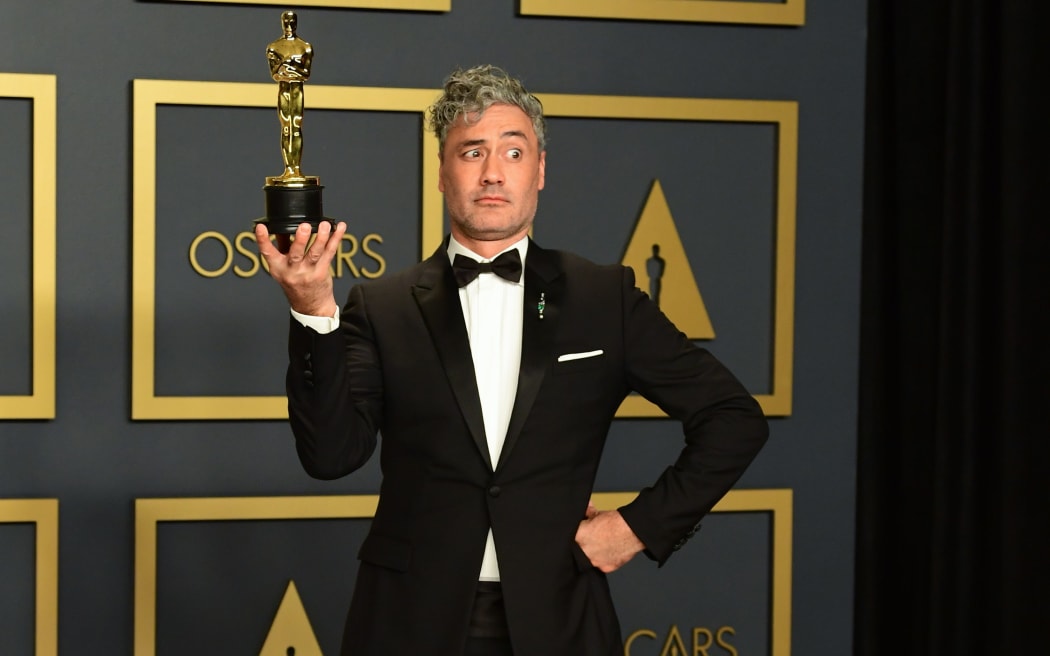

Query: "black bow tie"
(452, 250), (523, 287)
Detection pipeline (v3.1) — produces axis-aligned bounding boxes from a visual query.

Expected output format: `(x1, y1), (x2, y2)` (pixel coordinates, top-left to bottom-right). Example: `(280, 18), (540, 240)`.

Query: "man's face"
(438, 103), (546, 249)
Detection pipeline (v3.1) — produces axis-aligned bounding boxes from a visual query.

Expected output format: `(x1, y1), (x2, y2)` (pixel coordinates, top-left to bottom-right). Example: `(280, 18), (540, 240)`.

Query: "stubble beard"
(452, 206), (536, 244)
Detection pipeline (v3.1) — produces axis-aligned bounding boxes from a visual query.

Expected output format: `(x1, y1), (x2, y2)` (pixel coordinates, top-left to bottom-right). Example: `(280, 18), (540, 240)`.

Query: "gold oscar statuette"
(255, 10), (333, 233)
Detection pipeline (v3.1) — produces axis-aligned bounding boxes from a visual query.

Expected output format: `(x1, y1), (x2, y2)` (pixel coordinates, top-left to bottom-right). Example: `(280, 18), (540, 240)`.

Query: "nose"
(481, 157), (504, 186)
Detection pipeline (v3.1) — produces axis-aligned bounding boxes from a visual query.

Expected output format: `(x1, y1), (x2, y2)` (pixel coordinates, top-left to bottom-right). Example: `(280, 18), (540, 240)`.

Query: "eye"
(507, 148), (522, 159)
(463, 149), (481, 159)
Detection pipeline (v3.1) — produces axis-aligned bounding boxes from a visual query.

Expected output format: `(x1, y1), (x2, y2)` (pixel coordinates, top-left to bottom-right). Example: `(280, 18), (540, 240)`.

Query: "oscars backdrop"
(0, 1), (865, 654)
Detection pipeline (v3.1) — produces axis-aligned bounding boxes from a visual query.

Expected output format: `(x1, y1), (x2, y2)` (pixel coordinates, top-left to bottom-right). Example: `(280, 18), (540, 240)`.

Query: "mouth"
(475, 195), (509, 204)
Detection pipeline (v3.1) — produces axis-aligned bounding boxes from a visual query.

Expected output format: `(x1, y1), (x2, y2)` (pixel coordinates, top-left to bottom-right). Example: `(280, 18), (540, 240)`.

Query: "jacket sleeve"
(614, 266), (770, 565)
(286, 283), (384, 480)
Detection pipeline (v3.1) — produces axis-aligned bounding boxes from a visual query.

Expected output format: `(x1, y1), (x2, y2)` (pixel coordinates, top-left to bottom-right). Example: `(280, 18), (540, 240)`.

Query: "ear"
(537, 150), (546, 191)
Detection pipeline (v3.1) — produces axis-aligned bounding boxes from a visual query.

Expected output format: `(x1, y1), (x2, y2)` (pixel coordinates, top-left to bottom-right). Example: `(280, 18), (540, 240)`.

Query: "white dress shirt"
(447, 235), (526, 581)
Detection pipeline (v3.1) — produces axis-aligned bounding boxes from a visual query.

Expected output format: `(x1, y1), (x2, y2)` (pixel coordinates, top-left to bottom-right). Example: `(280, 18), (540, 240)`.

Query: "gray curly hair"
(427, 64), (547, 155)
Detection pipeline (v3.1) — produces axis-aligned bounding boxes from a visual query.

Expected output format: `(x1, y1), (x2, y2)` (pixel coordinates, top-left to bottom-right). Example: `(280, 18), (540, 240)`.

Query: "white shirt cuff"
(290, 306), (340, 334)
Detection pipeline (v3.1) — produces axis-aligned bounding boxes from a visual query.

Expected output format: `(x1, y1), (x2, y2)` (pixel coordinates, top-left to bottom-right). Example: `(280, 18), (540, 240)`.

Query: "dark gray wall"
(1, 1), (866, 653)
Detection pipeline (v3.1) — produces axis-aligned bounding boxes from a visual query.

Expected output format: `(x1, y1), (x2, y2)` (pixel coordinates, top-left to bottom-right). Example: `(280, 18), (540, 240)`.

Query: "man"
(254, 64), (768, 656)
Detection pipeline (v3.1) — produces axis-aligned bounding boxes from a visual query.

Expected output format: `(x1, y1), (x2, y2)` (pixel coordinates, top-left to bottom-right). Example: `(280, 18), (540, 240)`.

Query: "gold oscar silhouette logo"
(259, 581), (324, 655)
(621, 179), (715, 339)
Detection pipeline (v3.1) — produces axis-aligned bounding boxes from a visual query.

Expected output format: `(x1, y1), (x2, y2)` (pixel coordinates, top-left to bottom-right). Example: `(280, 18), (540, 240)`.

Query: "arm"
(610, 267), (770, 566)
(256, 221), (382, 480)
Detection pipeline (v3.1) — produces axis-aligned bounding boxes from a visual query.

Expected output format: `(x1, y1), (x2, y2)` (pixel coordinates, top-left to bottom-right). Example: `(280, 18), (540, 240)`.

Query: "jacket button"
(488, 486), (501, 497)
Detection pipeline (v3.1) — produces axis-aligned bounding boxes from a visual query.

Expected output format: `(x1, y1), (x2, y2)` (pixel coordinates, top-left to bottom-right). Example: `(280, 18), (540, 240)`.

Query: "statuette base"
(255, 182), (333, 234)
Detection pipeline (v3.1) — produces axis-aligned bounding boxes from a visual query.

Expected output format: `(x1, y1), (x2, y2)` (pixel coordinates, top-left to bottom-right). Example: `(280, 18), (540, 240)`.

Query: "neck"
(452, 230), (529, 259)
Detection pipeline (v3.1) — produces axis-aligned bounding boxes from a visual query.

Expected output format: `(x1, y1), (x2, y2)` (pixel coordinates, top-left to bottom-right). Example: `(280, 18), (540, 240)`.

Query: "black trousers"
(465, 582), (513, 656)
(465, 636), (514, 656)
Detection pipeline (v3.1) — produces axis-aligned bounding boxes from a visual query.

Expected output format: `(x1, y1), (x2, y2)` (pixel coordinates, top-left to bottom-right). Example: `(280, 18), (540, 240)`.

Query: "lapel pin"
(537, 292), (546, 320)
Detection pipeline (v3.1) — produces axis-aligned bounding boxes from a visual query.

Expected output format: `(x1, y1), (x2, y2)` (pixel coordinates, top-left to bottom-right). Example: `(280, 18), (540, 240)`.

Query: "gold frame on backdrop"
(0, 74), (57, 420)
(605, 489), (793, 656)
(165, 0), (450, 9)
(134, 489), (791, 656)
(515, 94), (798, 418)
(134, 494), (379, 655)
(130, 79), (438, 420)
(133, 79), (795, 420)
(520, 0), (804, 26)
(0, 499), (59, 656)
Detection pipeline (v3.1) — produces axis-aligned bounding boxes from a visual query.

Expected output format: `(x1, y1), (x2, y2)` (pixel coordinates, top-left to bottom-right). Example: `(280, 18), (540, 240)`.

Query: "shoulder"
(530, 241), (623, 273)
(533, 244), (636, 287)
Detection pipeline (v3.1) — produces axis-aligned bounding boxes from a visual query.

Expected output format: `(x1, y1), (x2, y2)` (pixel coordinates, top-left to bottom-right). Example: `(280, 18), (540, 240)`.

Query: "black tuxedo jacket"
(285, 238), (768, 656)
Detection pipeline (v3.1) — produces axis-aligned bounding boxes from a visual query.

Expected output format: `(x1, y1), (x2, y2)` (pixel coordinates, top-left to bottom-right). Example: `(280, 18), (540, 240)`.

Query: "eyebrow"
(454, 131), (530, 150)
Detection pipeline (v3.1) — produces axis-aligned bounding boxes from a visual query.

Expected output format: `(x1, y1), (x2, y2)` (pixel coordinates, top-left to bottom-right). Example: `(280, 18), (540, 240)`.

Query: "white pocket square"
(557, 349), (604, 362)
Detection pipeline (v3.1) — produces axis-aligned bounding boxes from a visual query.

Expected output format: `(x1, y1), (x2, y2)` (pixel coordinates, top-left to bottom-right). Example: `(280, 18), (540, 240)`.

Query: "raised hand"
(255, 220), (346, 318)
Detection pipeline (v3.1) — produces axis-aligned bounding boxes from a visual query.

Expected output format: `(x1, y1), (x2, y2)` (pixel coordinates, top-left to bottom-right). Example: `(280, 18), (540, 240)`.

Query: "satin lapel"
(497, 241), (564, 472)
(411, 246), (492, 471)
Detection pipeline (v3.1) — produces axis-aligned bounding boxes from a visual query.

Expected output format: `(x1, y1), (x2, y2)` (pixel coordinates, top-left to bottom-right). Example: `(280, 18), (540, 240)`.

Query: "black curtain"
(857, 1), (1049, 654)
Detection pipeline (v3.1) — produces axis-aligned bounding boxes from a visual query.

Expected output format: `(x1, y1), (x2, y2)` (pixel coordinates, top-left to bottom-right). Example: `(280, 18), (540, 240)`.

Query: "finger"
(286, 222), (314, 261)
(256, 224), (292, 262)
(585, 501), (599, 519)
(318, 221), (347, 262)
(256, 224), (295, 262)
(307, 220), (333, 262)
(574, 520), (590, 548)
(254, 223), (275, 256)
